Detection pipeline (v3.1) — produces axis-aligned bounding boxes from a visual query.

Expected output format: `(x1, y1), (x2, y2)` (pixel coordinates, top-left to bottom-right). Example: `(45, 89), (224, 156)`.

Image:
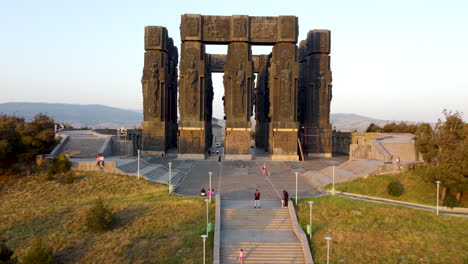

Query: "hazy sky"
(1, 0), (467, 122)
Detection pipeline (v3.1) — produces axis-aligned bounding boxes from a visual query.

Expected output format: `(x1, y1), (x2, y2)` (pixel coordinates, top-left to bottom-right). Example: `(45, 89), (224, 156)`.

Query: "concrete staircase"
(220, 201), (306, 264)
(116, 159), (185, 186)
(61, 137), (106, 158)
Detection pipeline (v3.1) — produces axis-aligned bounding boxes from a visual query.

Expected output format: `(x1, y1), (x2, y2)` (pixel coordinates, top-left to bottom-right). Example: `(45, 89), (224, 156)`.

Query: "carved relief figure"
(235, 63), (246, 114)
(233, 19), (247, 37)
(187, 18), (199, 36)
(151, 61), (160, 116)
(280, 62), (292, 115)
(186, 61), (198, 116)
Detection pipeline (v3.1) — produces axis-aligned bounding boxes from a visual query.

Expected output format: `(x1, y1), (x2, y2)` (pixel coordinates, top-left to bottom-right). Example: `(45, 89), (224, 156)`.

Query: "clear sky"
(1, 0), (467, 122)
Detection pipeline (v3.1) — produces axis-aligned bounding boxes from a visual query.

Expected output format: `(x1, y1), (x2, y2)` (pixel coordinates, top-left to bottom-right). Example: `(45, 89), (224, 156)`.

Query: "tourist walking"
(200, 187), (206, 197)
(262, 163), (267, 176)
(238, 248), (244, 264)
(282, 190), (289, 208)
(254, 189), (261, 208)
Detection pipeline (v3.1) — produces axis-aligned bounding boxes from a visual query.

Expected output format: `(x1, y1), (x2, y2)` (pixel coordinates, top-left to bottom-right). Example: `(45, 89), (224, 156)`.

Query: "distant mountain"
(0, 102), (142, 128)
(0, 102), (423, 131)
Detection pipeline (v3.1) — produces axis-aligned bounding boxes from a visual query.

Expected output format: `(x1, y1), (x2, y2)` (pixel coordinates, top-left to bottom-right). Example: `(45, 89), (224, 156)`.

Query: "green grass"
(296, 196), (468, 264)
(0, 171), (215, 263)
(325, 167), (467, 207)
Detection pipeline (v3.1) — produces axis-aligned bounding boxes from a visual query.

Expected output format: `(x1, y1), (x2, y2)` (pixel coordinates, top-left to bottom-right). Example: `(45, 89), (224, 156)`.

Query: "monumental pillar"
(141, 26), (177, 154)
(255, 55), (271, 151)
(223, 42), (254, 159)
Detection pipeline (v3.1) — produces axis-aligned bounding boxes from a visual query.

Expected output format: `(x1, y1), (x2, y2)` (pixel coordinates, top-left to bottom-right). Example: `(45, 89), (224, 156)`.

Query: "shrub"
(21, 237), (53, 264)
(387, 180), (404, 197)
(85, 199), (113, 232)
(63, 171), (75, 184)
(47, 154), (71, 175)
(0, 242), (14, 263)
(443, 194), (460, 208)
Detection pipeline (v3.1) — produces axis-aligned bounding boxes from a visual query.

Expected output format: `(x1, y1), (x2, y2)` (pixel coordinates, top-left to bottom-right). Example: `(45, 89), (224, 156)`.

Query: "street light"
(209, 171), (212, 203)
(295, 172), (298, 205)
(201, 234), (208, 264)
(308, 201), (314, 240)
(168, 162), (172, 194)
(325, 237), (332, 264)
(436, 180), (441, 215)
(332, 166), (336, 195)
(137, 149), (140, 180)
(205, 199), (209, 236)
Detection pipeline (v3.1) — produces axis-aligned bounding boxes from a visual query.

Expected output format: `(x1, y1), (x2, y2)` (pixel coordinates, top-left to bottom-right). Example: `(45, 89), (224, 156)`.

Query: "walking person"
(282, 190), (289, 208)
(254, 189), (261, 208)
(218, 155), (221, 164)
(100, 155), (105, 167)
(262, 163), (267, 176)
(200, 187), (206, 197)
(238, 248), (244, 264)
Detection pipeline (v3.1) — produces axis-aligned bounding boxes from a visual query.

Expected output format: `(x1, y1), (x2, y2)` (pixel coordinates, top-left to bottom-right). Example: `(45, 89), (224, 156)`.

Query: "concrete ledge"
(271, 154), (299, 161)
(49, 135), (69, 157)
(177, 153), (206, 160)
(213, 194), (221, 264)
(141, 150), (165, 156)
(307, 153), (332, 158)
(72, 161), (123, 174)
(224, 154), (252, 160)
(99, 136), (113, 156)
(288, 199), (314, 264)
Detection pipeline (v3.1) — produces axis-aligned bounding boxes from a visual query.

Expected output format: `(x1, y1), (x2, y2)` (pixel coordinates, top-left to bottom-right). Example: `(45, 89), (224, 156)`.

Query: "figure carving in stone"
(280, 62), (292, 114)
(186, 61), (198, 116)
(235, 63), (246, 114)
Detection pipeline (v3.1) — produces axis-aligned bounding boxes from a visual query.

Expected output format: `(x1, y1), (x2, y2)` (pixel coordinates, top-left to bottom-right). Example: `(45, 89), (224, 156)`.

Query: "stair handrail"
(288, 199), (314, 264)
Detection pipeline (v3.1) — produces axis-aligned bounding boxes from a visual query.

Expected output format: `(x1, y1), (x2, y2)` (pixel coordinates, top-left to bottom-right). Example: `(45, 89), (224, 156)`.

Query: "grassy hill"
(0, 171), (214, 263)
(296, 196), (468, 264)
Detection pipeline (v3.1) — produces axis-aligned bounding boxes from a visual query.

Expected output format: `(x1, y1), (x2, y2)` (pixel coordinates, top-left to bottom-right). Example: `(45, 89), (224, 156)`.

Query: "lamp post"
(295, 172), (298, 205)
(325, 237), (332, 264)
(436, 180), (441, 215)
(205, 199), (209, 236)
(168, 162), (172, 194)
(308, 201), (314, 240)
(201, 234), (208, 264)
(209, 171), (212, 203)
(137, 149), (140, 180)
(332, 166), (336, 195)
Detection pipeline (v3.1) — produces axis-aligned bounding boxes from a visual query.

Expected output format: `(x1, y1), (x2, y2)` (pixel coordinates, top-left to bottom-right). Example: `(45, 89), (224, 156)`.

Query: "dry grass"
(0, 171), (215, 263)
(296, 196), (468, 264)
(326, 167), (467, 207)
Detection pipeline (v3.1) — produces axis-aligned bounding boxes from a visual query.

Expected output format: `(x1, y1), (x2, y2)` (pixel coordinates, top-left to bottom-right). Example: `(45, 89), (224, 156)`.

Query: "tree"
(415, 122), (438, 163)
(366, 123), (382, 132)
(0, 115), (23, 169)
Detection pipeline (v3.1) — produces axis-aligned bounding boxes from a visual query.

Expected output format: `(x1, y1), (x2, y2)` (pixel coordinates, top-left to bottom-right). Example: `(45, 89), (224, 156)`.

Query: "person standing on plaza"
(254, 189), (261, 208)
(282, 190), (289, 208)
(262, 163), (267, 176)
(238, 248), (244, 264)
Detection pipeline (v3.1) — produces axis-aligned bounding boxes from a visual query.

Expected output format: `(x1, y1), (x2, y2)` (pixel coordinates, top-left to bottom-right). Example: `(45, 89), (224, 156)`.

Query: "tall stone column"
(268, 43), (299, 160)
(178, 40), (209, 157)
(299, 30), (332, 157)
(255, 54), (271, 151)
(223, 42), (254, 159)
(141, 26), (176, 154)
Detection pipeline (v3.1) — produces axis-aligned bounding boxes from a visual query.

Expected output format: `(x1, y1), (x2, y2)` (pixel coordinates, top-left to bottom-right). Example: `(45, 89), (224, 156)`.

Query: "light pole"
(295, 172), (298, 205)
(308, 201), (314, 240)
(168, 162), (172, 194)
(332, 166), (336, 195)
(436, 180), (441, 215)
(137, 149), (140, 180)
(205, 199), (209, 236)
(325, 236), (332, 264)
(209, 171), (212, 203)
(201, 234), (208, 264)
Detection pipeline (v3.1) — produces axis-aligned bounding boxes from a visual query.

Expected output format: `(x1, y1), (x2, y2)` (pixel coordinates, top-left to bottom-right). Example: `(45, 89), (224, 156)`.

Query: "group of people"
(200, 187), (215, 198)
(253, 189), (289, 209)
(95, 154), (105, 167)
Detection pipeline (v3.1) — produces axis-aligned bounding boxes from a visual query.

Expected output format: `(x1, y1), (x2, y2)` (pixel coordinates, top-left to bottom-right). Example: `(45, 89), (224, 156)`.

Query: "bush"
(443, 194), (460, 208)
(47, 154), (71, 175)
(387, 180), (404, 197)
(0, 242), (14, 263)
(21, 237), (53, 264)
(85, 199), (113, 232)
(63, 171), (75, 184)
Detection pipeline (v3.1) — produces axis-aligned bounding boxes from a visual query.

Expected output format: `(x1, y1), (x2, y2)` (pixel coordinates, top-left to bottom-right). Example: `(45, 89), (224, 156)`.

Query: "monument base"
(272, 154), (299, 161)
(224, 154), (252, 160)
(141, 150), (165, 156)
(308, 153), (332, 158)
(177, 153), (206, 160)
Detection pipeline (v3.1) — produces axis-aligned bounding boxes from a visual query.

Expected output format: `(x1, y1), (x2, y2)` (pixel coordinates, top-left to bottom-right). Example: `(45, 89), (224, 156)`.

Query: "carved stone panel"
(230, 15), (249, 41)
(278, 16), (298, 42)
(203, 16), (230, 42)
(306, 30), (331, 54)
(142, 51), (167, 121)
(250, 16), (277, 43)
(181, 14), (202, 41)
(145, 26), (168, 51)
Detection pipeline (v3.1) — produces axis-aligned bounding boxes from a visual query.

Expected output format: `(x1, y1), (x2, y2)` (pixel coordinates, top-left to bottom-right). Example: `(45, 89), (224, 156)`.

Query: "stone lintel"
(209, 54), (269, 73)
(180, 14), (298, 44)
